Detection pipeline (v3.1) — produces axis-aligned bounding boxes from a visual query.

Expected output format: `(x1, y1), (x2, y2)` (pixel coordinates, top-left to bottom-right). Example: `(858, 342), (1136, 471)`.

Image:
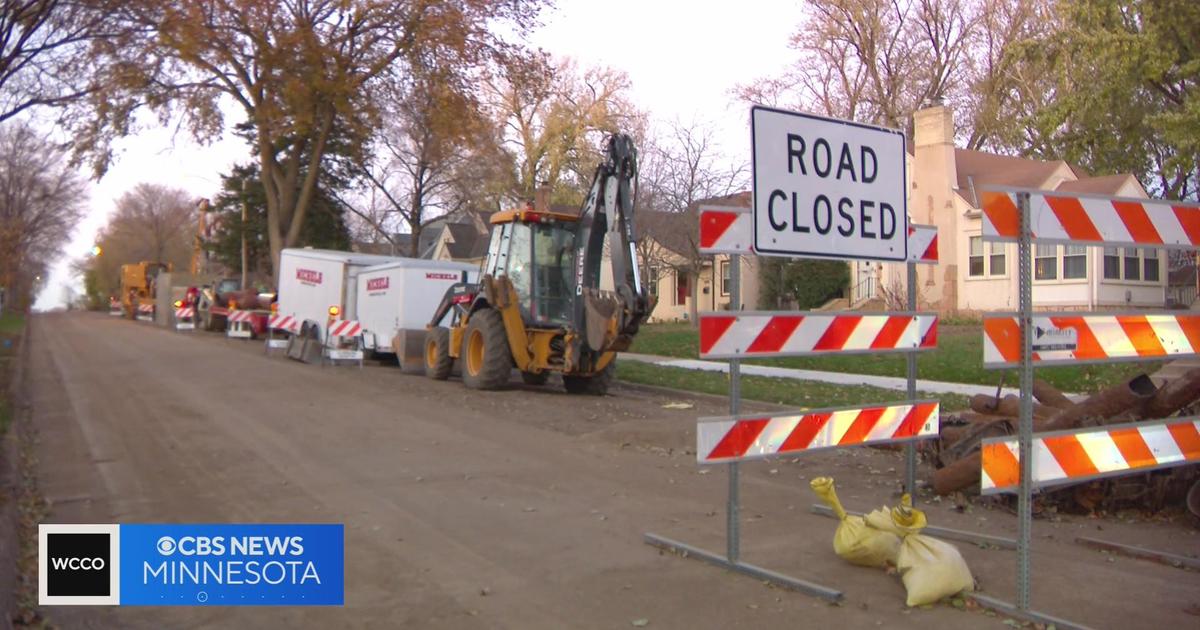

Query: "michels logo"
(426, 272), (459, 281)
(366, 277), (389, 291)
(296, 269), (323, 284)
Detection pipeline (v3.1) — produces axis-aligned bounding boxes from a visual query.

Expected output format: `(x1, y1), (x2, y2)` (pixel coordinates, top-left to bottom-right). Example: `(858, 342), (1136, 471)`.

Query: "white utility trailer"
(354, 258), (478, 371)
(276, 248), (402, 349)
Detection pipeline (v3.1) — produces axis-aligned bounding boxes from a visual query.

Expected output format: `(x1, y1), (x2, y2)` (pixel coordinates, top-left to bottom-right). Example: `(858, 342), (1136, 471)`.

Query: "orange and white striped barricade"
(136, 303), (154, 322)
(264, 314), (298, 353)
(699, 311), (938, 359)
(971, 186), (1200, 624)
(699, 204), (940, 263)
(980, 417), (1200, 495)
(981, 188), (1200, 249)
(226, 310), (254, 339)
(323, 319), (364, 367)
(698, 401), (939, 464)
(174, 306), (196, 331)
(108, 299), (122, 316)
(983, 312), (1200, 367)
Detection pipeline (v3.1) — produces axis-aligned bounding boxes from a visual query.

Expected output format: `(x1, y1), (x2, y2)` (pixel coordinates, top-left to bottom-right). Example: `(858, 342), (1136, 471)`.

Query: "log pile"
(931, 369), (1200, 506)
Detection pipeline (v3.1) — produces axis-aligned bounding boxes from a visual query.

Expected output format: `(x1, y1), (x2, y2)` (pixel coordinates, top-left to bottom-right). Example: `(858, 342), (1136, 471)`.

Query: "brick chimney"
(911, 101), (961, 314)
(534, 185), (551, 213)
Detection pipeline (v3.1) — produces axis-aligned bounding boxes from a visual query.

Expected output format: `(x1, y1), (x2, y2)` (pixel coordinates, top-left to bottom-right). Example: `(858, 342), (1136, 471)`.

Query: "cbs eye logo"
(39, 524), (120, 605)
(157, 536), (176, 555)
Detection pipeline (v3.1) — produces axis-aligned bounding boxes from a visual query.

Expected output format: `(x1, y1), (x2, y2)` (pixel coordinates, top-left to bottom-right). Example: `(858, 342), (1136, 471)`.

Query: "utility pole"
(241, 179), (249, 289)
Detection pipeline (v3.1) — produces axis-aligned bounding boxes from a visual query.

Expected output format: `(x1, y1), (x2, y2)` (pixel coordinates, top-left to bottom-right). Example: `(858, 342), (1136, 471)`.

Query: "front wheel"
(461, 309), (512, 390)
(424, 327), (453, 380)
(563, 360), (615, 396)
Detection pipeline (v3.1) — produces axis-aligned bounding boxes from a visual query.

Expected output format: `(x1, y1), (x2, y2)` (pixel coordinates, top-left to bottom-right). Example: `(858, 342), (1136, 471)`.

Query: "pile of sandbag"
(811, 477), (974, 606)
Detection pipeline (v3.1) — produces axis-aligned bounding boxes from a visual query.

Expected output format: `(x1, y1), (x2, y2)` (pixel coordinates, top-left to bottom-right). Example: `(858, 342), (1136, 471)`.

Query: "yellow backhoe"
(424, 134), (651, 394)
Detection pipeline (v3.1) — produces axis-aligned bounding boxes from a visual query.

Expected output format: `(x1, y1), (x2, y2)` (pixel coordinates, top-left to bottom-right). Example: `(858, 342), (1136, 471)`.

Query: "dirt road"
(25, 312), (1200, 628)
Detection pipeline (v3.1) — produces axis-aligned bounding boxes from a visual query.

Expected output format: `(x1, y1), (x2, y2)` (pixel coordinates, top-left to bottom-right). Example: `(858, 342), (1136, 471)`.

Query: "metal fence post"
(1016, 192), (1034, 610)
(727, 254), (742, 563)
(905, 261), (918, 501)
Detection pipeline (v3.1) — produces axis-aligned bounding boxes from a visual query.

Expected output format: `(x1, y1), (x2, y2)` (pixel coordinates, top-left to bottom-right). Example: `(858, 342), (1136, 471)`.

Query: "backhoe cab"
(425, 134), (651, 394)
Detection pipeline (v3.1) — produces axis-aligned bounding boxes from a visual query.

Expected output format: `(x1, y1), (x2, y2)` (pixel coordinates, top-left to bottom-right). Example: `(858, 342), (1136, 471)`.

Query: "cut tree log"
(932, 374), (1158, 495)
(1040, 374), (1157, 432)
(1033, 379), (1074, 409)
(969, 394), (1053, 419)
(1137, 368), (1200, 420)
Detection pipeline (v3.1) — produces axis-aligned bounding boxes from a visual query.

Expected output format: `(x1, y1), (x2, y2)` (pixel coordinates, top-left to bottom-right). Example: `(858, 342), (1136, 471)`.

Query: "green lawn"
(0, 313), (24, 334)
(629, 322), (1155, 394)
(617, 361), (971, 411)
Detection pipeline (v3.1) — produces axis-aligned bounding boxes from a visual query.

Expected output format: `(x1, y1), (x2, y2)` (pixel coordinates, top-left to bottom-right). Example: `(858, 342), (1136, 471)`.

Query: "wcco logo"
(40, 524), (120, 605)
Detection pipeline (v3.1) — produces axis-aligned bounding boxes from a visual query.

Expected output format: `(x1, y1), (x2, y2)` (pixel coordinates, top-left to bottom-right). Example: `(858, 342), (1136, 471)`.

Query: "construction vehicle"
(119, 261), (171, 319)
(423, 133), (651, 394)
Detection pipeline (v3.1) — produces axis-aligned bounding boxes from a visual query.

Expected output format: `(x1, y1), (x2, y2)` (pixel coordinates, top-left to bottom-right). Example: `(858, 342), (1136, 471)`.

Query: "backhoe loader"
(424, 133), (651, 394)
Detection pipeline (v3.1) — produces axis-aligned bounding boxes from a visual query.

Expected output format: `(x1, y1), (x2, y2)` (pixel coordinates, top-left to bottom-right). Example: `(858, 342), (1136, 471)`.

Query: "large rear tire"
(424, 327), (453, 380)
(461, 309), (512, 390)
(563, 360), (615, 396)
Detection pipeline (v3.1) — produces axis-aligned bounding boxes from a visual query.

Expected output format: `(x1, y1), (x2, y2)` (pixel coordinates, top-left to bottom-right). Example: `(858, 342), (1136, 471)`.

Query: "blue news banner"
(121, 524), (343, 605)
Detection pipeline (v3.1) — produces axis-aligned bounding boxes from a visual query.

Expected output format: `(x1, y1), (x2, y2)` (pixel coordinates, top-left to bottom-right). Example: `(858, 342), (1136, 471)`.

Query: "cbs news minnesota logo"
(40, 523), (343, 606)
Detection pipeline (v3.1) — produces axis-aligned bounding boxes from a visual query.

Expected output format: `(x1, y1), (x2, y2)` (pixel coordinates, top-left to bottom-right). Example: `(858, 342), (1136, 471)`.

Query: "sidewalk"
(621, 353), (1067, 399)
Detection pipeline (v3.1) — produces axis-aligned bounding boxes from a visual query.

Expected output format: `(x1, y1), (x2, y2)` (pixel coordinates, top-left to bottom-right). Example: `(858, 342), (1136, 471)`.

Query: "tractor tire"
(563, 360), (615, 396)
(424, 327), (453, 380)
(461, 309), (512, 390)
(520, 370), (550, 386)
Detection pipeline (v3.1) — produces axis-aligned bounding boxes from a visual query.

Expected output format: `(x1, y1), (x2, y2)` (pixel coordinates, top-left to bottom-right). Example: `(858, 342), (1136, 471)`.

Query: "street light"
(91, 245), (102, 256)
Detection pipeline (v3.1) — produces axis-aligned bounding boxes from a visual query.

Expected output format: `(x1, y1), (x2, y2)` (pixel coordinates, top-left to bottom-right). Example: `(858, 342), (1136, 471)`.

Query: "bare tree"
(737, 0), (979, 133)
(487, 55), (640, 205)
(0, 0), (116, 123)
(0, 121), (86, 311)
(641, 118), (749, 325)
(82, 183), (195, 301)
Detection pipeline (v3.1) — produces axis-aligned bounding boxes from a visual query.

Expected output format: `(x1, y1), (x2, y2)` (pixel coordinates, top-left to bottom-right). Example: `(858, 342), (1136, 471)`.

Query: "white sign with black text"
(751, 106), (908, 261)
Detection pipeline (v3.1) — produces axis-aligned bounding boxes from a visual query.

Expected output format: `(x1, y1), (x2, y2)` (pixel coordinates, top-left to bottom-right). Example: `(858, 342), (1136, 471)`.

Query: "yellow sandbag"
(810, 477), (900, 568)
(890, 495), (975, 606)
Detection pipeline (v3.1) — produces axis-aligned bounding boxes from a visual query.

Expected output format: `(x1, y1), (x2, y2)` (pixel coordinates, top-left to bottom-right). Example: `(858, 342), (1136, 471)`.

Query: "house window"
(969, 236), (985, 277)
(989, 242), (1006, 275)
(1123, 247), (1141, 281)
(1143, 248), (1160, 282)
(1063, 245), (1087, 279)
(675, 270), (689, 306)
(646, 267), (658, 296)
(1103, 247), (1121, 279)
(720, 260), (731, 296)
(1035, 244), (1057, 280)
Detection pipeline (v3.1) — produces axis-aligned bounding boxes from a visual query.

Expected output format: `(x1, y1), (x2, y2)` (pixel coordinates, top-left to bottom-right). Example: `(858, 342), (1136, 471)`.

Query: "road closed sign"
(751, 106), (908, 261)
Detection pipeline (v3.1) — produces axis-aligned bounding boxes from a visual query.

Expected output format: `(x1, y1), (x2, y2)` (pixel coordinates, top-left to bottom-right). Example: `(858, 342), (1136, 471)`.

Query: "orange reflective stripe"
(1178, 316), (1200, 355)
(1045, 196), (1103, 241)
(1112, 201), (1162, 244)
(1042, 434), (1100, 478)
(984, 317), (1021, 363)
(1173, 205), (1200, 245)
(1117, 315), (1166, 357)
(1108, 427), (1157, 470)
(981, 192), (1020, 237)
(982, 442), (1020, 488)
(1167, 422), (1200, 460)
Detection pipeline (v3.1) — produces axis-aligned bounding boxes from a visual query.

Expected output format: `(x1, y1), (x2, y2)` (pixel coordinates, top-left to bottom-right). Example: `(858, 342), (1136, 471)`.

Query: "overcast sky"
(34, 1), (805, 310)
